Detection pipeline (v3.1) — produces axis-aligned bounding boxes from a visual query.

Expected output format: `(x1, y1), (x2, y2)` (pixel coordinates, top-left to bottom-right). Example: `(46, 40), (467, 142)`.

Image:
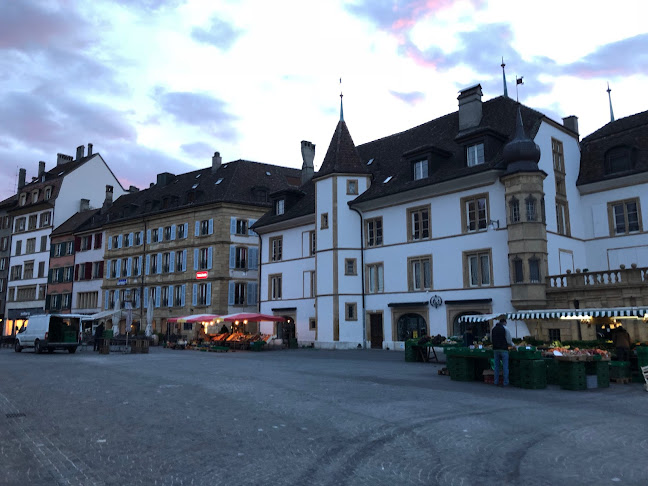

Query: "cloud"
(111, 0), (187, 12)
(180, 142), (216, 159)
(562, 33), (648, 79)
(154, 88), (239, 140)
(191, 16), (242, 50)
(389, 90), (425, 105)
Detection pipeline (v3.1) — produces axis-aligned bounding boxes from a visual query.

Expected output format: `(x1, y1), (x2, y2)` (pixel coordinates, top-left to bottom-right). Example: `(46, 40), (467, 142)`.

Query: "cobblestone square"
(1, 346), (646, 486)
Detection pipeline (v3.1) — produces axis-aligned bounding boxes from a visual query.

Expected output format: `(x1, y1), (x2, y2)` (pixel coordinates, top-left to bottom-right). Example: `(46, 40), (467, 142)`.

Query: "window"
(152, 228), (159, 243)
(66, 241), (74, 255)
(366, 263), (384, 293)
(0, 257), (6, 270)
(121, 258), (128, 276)
(40, 212), (51, 227)
(199, 220), (210, 236)
(605, 146), (632, 174)
(177, 224), (186, 239)
(413, 159), (428, 180)
(110, 260), (118, 278)
(408, 206), (430, 241)
(555, 174), (566, 197)
(18, 286), (37, 302)
(134, 231), (142, 246)
(303, 270), (316, 298)
(235, 219), (248, 235)
(462, 194), (488, 232)
(23, 261), (34, 280)
(32, 190), (39, 203)
(345, 258), (357, 276)
(0, 278), (4, 292)
(112, 235), (119, 248)
(235, 247), (247, 269)
(64, 266), (74, 282)
(175, 252), (185, 272)
(174, 286), (183, 306)
(81, 235), (92, 251)
(548, 328), (561, 342)
(556, 200), (570, 236)
(77, 292), (98, 309)
(162, 253), (171, 273)
(161, 286), (170, 307)
(320, 213), (328, 229)
(347, 179), (358, 195)
(16, 217), (26, 232)
(467, 143), (485, 167)
(123, 233), (131, 247)
(309, 318), (317, 331)
(38, 261), (45, 278)
(197, 283), (209, 305)
(132, 257), (140, 276)
(149, 254), (158, 274)
(365, 218), (383, 247)
(512, 257), (524, 283)
(345, 302), (357, 321)
(26, 238), (36, 254)
(408, 256), (432, 291)
(0, 236), (7, 251)
(19, 193), (26, 206)
(164, 226), (172, 241)
(509, 197), (520, 224)
(525, 196), (537, 222)
(608, 199), (641, 235)
(275, 199), (285, 215)
(234, 283), (246, 305)
(199, 248), (209, 270)
(464, 250), (492, 287)
(269, 274), (282, 300)
(270, 237), (282, 262)
(15, 240), (22, 256)
(11, 265), (22, 280)
(28, 215), (37, 230)
(529, 257), (541, 283)
(552, 138), (564, 172)
(45, 187), (52, 200)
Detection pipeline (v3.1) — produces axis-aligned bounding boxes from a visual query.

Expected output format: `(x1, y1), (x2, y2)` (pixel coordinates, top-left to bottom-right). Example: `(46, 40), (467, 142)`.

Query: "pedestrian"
(94, 322), (105, 351)
(492, 317), (513, 386)
(612, 325), (631, 362)
(463, 325), (475, 347)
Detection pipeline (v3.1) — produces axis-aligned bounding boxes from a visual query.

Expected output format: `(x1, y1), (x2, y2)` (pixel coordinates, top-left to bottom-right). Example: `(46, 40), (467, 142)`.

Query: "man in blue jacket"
(492, 318), (513, 386)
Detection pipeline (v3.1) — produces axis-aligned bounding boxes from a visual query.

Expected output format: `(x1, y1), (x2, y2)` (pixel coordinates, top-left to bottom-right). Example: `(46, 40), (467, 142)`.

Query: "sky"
(1, 0), (647, 202)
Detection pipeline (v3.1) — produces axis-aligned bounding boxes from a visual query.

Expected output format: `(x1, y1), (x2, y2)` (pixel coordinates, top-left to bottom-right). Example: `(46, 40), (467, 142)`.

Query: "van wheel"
(14, 341), (22, 353)
(68, 347), (77, 354)
(34, 340), (42, 354)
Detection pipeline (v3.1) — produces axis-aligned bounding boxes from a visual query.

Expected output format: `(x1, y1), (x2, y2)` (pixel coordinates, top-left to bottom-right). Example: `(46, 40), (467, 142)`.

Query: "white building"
(4, 146), (126, 332)
(253, 86), (648, 349)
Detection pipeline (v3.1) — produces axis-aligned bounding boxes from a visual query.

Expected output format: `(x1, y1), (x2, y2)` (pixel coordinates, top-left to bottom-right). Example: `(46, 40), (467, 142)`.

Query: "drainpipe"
(350, 207), (366, 349)
(256, 233), (262, 312)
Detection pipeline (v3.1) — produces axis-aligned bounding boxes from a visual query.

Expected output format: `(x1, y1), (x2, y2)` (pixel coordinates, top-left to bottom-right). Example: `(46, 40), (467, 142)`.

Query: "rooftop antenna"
(607, 82), (615, 122)
(501, 57), (508, 98)
(339, 77), (344, 121)
(515, 76), (524, 103)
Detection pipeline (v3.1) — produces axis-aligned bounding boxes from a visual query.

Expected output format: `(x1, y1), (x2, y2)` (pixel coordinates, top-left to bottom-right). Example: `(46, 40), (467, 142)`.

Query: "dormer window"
(19, 193), (26, 206)
(413, 159), (428, 180)
(32, 190), (39, 203)
(275, 199), (285, 215)
(467, 143), (485, 167)
(604, 146), (632, 175)
(45, 187), (52, 200)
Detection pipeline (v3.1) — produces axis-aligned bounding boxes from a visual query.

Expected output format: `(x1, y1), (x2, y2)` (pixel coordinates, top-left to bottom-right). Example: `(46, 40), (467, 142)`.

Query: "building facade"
(0, 196), (16, 335)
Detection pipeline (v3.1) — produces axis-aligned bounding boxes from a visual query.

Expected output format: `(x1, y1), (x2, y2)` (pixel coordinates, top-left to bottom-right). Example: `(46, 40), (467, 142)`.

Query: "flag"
(516, 76), (524, 85)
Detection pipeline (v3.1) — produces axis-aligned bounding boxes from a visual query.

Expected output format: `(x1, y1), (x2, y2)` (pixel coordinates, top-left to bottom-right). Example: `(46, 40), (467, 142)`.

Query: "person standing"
(492, 318), (513, 386)
(612, 325), (632, 362)
(94, 322), (105, 352)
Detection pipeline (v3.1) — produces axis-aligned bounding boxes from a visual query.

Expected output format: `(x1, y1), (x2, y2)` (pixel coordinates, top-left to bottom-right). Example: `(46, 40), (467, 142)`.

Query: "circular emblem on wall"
(429, 295), (443, 308)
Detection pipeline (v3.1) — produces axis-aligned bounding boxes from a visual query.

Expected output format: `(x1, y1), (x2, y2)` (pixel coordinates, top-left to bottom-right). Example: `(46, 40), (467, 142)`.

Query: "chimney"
(76, 145), (85, 160)
(79, 199), (90, 212)
(38, 161), (46, 178)
(457, 84), (483, 131)
(18, 168), (26, 189)
(211, 151), (222, 173)
(300, 141), (315, 185)
(128, 185), (139, 192)
(101, 185), (114, 212)
(57, 153), (73, 166)
(87, 143), (93, 156)
(562, 116), (579, 135)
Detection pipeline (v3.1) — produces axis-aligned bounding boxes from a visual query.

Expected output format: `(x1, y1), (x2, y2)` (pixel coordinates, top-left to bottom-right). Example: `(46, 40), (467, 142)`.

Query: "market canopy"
(167, 314), (221, 324)
(221, 313), (286, 322)
(460, 306), (648, 323)
(80, 309), (123, 321)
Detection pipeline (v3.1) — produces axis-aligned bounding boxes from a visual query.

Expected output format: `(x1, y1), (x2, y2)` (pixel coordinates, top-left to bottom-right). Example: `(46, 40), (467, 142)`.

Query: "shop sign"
(196, 271), (208, 280)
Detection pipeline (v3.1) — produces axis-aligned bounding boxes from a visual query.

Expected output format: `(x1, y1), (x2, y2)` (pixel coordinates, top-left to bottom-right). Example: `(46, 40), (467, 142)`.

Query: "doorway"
(369, 313), (383, 349)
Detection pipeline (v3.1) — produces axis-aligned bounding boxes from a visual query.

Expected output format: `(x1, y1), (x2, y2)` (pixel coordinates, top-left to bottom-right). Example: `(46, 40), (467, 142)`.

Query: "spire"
(501, 57), (508, 98)
(502, 107), (541, 174)
(607, 82), (615, 122)
(339, 77), (344, 121)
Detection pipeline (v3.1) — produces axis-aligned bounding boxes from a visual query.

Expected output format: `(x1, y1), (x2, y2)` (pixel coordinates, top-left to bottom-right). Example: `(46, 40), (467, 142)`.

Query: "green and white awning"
(460, 307), (648, 323)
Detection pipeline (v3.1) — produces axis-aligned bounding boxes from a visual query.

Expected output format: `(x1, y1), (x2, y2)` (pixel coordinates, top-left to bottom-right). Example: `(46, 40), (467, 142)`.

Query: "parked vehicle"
(14, 314), (83, 354)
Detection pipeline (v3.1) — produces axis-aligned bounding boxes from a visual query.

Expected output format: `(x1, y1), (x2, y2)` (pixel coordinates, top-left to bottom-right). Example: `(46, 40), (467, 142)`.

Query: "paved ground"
(0, 346), (646, 486)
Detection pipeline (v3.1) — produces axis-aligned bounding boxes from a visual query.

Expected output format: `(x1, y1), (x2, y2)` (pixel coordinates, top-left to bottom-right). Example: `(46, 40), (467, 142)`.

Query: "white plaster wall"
(315, 178), (333, 251)
(337, 249), (363, 295)
(336, 176), (367, 249)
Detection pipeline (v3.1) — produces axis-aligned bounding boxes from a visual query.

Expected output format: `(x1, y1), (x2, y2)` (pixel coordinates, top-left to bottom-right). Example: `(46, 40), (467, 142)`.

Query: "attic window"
(383, 176), (393, 184)
(195, 174), (201, 178)
(192, 184), (199, 189)
(266, 171), (271, 176)
(58, 171), (65, 176)
(413, 160), (428, 180)
(367, 158), (374, 165)
(467, 143), (485, 167)
(604, 147), (632, 175)
(275, 199), (285, 215)
(215, 178), (224, 185)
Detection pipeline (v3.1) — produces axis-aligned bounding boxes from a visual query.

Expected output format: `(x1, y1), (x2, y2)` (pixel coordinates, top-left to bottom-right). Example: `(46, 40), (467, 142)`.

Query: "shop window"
(396, 313), (427, 341)
(548, 328), (561, 342)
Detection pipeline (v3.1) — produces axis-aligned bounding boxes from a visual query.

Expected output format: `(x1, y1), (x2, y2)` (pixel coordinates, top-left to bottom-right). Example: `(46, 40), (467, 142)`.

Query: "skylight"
(192, 183), (199, 189)
(383, 176), (393, 183)
(58, 172), (64, 176)
(215, 178), (223, 185)
(266, 171), (271, 176)
(367, 158), (374, 165)
(195, 174), (201, 178)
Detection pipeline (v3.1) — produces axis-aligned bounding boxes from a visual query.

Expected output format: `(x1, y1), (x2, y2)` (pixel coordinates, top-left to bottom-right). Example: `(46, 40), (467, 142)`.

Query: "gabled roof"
(578, 109), (648, 186)
(316, 121), (369, 178)
(51, 209), (100, 237)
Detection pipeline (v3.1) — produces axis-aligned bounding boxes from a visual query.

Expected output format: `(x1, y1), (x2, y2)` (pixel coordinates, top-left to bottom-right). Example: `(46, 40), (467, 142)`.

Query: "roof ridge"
(582, 109), (648, 141)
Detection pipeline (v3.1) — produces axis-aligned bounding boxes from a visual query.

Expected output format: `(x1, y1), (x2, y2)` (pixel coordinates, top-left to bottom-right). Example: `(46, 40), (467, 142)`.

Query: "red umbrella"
(221, 313), (286, 322)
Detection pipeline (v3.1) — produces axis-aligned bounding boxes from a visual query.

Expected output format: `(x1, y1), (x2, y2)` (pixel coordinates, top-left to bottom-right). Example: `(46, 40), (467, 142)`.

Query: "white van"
(14, 314), (83, 354)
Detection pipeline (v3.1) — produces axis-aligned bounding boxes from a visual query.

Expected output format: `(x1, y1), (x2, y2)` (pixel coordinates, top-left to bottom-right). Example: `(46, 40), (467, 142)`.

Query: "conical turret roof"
(316, 120), (369, 178)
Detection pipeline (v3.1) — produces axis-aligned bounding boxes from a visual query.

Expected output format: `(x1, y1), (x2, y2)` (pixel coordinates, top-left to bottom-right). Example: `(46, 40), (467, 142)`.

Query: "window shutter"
(194, 249), (199, 271)
(248, 219), (257, 236)
(45, 295), (51, 311)
(247, 282), (258, 305)
(206, 283), (212, 306)
(228, 281), (235, 306)
(229, 246), (235, 269)
(158, 227), (163, 240)
(171, 225), (176, 240)
(144, 288), (148, 308)
(155, 286), (161, 307)
(74, 236), (81, 251)
(105, 260), (111, 278)
(169, 251), (175, 273)
(105, 290), (109, 309)
(75, 264), (79, 281)
(230, 217), (236, 234)
(157, 253), (162, 274)
(182, 250), (187, 271)
(95, 233), (103, 249)
(134, 289), (140, 308)
(129, 232), (134, 246)
(108, 236), (112, 250)
(127, 257), (132, 277)
(195, 221), (200, 236)
(147, 229), (151, 244)
(85, 263), (91, 280)
(58, 269), (64, 283)
(139, 231), (144, 245)
(208, 218), (214, 235)
(183, 223), (188, 238)
(181, 285), (186, 307)
(249, 247), (258, 270)
(192, 284), (197, 306)
(207, 247), (213, 270)
(118, 235), (123, 248)
(145, 255), (150, 275)
(115, 259), (121, 278)
(168, 285), (174, 307)
(99, 261), (104, 278)
(48, 269), (53, 283)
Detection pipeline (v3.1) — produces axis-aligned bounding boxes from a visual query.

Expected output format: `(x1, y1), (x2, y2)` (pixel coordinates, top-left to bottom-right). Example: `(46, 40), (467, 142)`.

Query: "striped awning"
(460, 307), (648, 322)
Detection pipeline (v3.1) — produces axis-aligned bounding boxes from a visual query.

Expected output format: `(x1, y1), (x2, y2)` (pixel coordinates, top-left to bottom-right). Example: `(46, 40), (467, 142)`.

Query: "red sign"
(196, 271), (208, 280)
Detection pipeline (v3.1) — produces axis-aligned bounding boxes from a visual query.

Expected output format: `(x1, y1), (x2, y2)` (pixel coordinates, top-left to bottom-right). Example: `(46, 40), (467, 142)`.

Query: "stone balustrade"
(546, 264), (647, 290)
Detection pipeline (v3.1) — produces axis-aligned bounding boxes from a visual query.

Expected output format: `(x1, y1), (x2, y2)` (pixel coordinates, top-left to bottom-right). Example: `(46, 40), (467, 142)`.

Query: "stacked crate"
(585, 359), (610, 388)
(544, 358), (560, 385)
(518, 360), (547, 389)
(558, 360), (587, 390)
(447, 356), (475, 381)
